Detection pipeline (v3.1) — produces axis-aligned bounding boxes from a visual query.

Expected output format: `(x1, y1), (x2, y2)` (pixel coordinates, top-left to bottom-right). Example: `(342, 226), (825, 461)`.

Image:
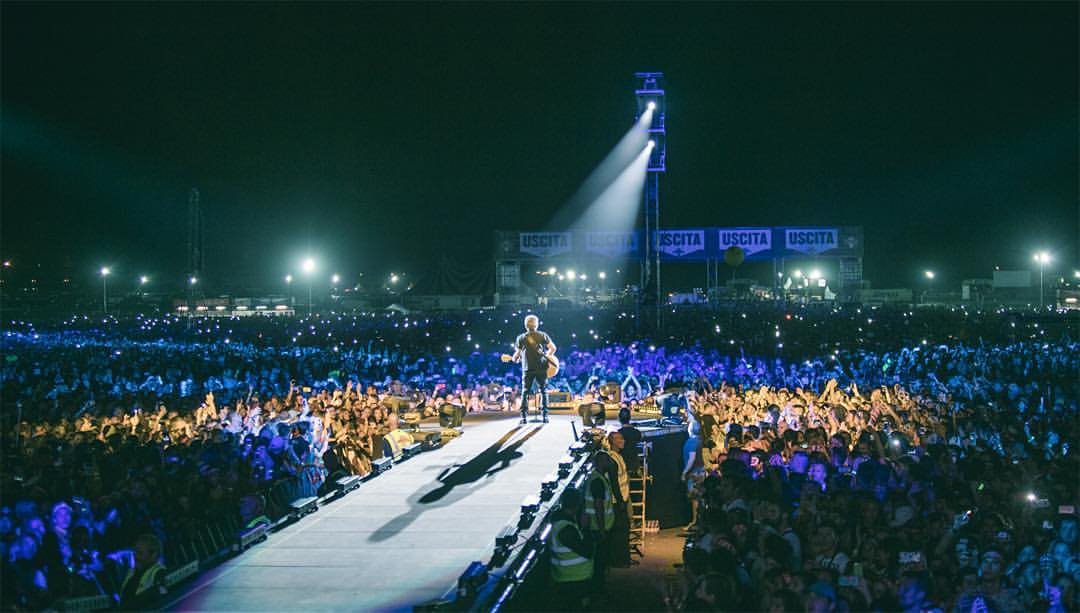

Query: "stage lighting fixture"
(289, 496), (318, 518)
(285, 274), (293, 284)
(548, 266), (557, 275)
(331, 274), (340, 284)
(302, 258), (316, 273)
(139, 275), (149, 285)
(540, 473), (560, 501)
(648, 139), (656, 147)
(402, 442), (422, 460)
(519, 495), (541, 529)
(495, 524), (519, 550)
(566, 270), (577, 281)
(578, 402), (605, 427)
(557, 455), (575, 478)
(647, 101), (656, 110)
(456, 561), (489, 600)
(237, 523), (269, 551)
(369, 456), (392, 478)
(335, 475), (362, 494)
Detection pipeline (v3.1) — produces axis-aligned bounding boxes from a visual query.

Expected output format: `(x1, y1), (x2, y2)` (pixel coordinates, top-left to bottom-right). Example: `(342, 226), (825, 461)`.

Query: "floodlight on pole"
(1033, 252), (1051, 309)
(924, 270), (935, 280)
(189, 276), (198, 285)
(300, 258), (317, 316)
(100, 267), (111, 314)
(285, 274), (293, 284)
(598, 271), (606, 279)
(548, 266), (557, 276)
(139, 275), (149, 285)
(566, 270), (577, 281)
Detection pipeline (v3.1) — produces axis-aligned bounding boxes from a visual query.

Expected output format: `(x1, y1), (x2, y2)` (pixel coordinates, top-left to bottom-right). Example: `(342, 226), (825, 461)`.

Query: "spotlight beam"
(567, 142), (652, 234)
(546, 108), (654, 231)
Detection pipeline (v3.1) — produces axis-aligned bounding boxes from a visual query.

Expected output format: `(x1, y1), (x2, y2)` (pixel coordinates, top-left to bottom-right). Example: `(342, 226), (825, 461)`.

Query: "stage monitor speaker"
(578, 402), (605, 427)
(439, 403), (465, 428)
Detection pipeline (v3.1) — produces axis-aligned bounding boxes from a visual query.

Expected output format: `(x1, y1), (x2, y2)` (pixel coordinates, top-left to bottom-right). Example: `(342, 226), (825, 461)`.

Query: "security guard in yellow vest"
(118, 534), (168, 611)
(547, 488), (593, 611)
(382, 413), (414, 461)
(584, 455), (616, 532)
(584, 452), (617, 593)
(606, 431), (633, 567)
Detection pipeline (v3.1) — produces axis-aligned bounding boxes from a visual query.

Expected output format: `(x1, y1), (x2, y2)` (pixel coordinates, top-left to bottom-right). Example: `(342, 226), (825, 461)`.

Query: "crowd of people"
(669, 340), (1078, 612)
(0, 303), (1076, 611)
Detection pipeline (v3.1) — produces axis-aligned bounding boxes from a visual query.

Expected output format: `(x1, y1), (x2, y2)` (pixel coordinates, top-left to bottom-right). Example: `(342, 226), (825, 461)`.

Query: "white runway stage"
(167, 414), (576, 612)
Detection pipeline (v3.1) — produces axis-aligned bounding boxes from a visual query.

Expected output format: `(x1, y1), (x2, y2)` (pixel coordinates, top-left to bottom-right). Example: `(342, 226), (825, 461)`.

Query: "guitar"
(500, 352), (560, 378)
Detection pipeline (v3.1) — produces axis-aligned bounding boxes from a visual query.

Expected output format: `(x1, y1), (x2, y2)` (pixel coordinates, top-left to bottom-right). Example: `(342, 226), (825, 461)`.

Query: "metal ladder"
(627, 441), (651, 557)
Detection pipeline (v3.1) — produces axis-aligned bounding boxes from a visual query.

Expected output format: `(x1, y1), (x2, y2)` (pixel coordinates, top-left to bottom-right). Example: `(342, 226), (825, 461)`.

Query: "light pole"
(302, 258), (316, 316)
(924, 270), (935, 304)
(188, 275), (198, 313)
(1033, 252), (1051, 309)
(100, 267), (110, 313)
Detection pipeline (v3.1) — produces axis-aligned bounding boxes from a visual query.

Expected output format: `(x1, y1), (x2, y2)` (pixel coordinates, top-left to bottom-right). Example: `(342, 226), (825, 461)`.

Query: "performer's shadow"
(367, 425), (543, 542)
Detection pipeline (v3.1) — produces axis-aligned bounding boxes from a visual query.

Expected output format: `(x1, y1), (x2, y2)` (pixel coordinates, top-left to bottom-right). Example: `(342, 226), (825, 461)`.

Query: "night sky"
(2, 2), (1077, 292)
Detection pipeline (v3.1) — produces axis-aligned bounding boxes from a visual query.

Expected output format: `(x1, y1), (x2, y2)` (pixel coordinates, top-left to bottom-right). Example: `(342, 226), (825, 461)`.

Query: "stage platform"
(166, 414), (578, 612)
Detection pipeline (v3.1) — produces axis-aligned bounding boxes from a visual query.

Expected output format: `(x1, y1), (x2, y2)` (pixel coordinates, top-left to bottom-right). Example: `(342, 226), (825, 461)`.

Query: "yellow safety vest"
(121, 561), (166, 598)
(607, 450), (630, 502)
(382, 429), (413, 460)
(548, 519), (593, 583)
(583, 470), (615, 531)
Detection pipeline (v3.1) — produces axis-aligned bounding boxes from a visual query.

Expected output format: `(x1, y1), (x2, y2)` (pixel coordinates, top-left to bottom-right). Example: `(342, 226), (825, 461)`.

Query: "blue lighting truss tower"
(635, 72), (666, 328)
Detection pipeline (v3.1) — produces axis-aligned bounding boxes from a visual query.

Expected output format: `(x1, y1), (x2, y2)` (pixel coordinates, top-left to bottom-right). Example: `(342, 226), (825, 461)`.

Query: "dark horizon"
(2, 2), (1077, 294)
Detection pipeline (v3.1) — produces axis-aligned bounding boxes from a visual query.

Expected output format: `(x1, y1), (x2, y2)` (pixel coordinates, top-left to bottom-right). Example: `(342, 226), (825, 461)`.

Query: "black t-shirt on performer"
(516, 331), (553, 373)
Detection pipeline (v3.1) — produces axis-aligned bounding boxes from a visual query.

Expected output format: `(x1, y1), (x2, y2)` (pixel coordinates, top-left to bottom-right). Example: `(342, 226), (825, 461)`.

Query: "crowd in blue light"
(0, 304), (1076, 610)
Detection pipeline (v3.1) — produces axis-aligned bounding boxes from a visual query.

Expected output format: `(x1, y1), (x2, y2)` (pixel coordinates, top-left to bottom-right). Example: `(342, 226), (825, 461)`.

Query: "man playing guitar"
(508, 314), (557, 424)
